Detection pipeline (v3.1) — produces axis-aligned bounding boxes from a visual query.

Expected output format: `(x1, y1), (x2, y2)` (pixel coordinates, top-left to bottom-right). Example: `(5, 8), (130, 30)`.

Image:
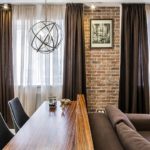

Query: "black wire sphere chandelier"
(30, 0), (62, 54)
(30, 21), (62, 54)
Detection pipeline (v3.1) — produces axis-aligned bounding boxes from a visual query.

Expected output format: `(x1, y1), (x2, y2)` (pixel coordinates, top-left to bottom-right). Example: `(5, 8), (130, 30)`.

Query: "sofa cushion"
(116, 122), (150, 150)
(105, 105), (136, 130)
(139, 131), (150, 142)
(126, 114), (150, 131)
(89, 113), (123, 150)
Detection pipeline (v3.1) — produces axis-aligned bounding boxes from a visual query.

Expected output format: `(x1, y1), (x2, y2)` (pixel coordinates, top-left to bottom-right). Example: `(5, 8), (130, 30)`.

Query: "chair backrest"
(0, 113), (14, 149)
(8, 97), (29, 133)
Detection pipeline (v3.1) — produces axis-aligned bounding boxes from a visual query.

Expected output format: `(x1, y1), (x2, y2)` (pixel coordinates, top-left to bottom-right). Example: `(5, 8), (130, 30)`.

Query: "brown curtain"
(62, 4), (86, 100)
(0, 5), (14, 126)
(119, 4), (149, 113)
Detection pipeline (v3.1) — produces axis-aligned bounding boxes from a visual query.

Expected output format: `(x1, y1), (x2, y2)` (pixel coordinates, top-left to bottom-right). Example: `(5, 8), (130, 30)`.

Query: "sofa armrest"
(126, 114), (150, 131)
(89, 113), (123, 150)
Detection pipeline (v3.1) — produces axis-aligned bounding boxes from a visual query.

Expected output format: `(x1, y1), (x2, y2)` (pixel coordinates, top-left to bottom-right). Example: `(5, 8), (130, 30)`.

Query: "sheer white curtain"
(12, 5), (65, 116)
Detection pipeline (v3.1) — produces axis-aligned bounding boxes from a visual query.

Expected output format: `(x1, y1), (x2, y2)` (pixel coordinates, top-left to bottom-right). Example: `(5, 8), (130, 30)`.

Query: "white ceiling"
(1, 0), (150, 4)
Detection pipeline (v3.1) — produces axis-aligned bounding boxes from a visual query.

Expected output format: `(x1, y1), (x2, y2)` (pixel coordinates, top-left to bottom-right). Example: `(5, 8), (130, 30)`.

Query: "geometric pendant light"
(30, 0), (62, 54)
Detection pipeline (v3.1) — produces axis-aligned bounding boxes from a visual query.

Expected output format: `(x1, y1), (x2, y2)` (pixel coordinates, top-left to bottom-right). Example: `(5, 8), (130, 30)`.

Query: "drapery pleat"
(62, 4), (86, 100)
(146, 5), (150, 111)
(0, 5), (14, 126)
(119, 4), (149, 113)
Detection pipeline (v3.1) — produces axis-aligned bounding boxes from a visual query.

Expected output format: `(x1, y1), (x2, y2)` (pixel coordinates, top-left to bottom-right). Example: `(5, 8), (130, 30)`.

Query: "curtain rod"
(3, 3), (122, 7)
(3, 2), (150, 6)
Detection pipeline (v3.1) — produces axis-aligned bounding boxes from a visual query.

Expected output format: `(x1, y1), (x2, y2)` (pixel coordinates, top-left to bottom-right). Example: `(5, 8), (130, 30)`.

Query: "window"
(13, 19), (64, 86)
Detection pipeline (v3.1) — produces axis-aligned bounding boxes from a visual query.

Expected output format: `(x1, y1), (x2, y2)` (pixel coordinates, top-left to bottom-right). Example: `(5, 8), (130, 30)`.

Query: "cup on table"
(48, 96), (57, 107)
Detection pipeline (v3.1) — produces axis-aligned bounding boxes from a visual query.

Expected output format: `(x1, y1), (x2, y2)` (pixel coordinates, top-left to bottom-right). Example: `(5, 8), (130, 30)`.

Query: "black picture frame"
(90, 19), (113, 49)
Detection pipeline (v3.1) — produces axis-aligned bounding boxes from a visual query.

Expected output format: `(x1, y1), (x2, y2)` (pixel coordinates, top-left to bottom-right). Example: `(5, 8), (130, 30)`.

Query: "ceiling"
(1, 0), (150, 4)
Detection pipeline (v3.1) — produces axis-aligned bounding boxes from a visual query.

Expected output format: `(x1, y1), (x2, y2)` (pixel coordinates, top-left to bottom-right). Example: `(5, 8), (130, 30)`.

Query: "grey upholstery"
(89, 113), (123, 150)
(89, 106), (150, 150)
(126, 114), (150, 131)
(8, 97), (29, 133)
(116, 122), (150, 150)
(105, 105), (136, 130)
(0, 113), (14, 149)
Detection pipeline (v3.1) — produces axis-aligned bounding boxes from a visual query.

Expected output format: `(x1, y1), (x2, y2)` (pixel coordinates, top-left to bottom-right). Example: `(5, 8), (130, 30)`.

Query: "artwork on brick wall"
(90, 19), (113, 48)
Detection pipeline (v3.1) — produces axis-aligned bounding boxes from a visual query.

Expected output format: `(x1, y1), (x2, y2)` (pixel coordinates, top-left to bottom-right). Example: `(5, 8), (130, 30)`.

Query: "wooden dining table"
(3, 95), (94, 150)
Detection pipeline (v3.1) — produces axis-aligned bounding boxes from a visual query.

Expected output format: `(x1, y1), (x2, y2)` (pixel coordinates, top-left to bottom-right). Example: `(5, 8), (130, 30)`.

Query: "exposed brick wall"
(84, 6), (120, 112)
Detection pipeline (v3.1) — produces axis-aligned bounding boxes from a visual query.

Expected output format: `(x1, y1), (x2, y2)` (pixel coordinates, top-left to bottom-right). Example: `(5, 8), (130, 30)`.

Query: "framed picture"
(90, 19), (113, 48)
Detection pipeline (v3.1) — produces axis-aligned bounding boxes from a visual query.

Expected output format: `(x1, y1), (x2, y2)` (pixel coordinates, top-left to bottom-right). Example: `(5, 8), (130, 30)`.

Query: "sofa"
(89, 105), (150, 150)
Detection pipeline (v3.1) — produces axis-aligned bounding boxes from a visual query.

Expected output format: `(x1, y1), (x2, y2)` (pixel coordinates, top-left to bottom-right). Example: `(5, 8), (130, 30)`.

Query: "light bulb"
(3, 4), (9, 10)
(91, 4), (96, 10)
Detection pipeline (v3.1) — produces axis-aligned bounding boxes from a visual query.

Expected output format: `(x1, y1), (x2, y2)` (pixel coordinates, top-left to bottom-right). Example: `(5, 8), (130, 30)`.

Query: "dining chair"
(8, 97), (29, 133)
(0, 113), (14, 149)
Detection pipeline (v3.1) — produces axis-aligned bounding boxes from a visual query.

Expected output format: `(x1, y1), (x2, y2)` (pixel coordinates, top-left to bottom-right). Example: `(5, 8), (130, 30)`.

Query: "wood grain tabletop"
(4, 95), (94, 150)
